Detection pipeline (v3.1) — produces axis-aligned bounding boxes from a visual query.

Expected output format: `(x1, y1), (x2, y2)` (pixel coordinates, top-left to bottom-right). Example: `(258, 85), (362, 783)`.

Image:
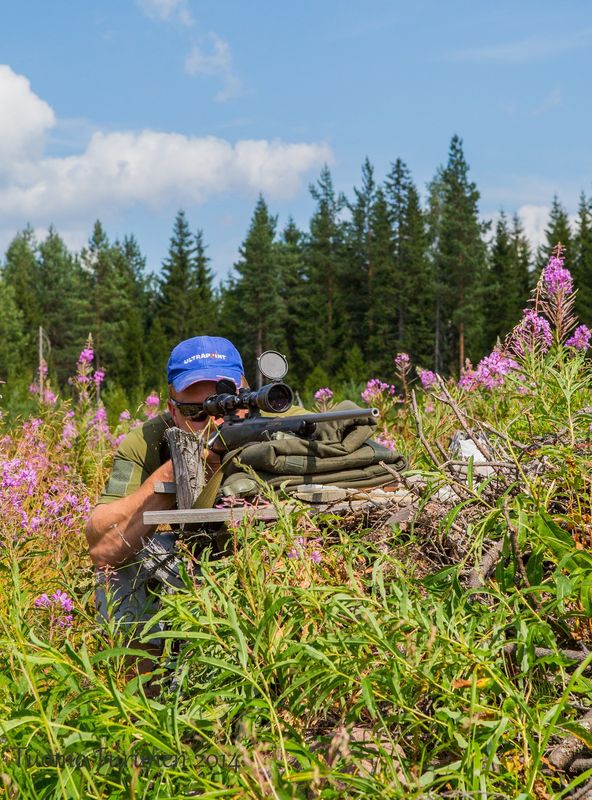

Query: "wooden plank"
(144, 506), (282, 525)
(143, 493), (410, 526)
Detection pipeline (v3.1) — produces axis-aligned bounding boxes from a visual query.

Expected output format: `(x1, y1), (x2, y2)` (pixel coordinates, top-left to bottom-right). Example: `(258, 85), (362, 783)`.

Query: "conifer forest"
(2, 135), (591, 401)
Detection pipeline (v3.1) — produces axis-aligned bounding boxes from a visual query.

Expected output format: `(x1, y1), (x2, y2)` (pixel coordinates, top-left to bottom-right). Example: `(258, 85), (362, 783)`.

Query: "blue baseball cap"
(167, 336), (245, 392)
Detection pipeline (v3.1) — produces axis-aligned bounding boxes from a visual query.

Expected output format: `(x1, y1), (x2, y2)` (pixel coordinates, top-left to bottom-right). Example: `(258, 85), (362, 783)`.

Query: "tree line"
(1, 135), (592, 399)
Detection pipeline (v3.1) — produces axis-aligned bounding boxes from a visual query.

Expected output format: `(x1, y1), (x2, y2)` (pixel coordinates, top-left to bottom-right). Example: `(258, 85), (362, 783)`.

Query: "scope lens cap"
(258, 351), (288, 381)
(216, 378), (237, 394)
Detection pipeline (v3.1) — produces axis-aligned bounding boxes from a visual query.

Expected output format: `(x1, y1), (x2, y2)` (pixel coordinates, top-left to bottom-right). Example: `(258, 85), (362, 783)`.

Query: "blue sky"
(1, 0), (591, 280)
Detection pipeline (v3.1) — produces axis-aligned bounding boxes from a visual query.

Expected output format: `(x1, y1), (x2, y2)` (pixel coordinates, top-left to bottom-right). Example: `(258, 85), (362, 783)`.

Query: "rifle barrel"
(208, 407), (380, 451)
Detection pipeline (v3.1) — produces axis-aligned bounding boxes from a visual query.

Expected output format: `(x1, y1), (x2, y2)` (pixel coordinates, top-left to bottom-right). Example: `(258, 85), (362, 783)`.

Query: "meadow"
(1, 250), (592, 799)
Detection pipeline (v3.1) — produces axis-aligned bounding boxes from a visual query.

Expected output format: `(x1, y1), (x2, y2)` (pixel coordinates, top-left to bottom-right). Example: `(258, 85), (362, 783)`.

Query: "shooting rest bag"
(216, 400), (407, 500)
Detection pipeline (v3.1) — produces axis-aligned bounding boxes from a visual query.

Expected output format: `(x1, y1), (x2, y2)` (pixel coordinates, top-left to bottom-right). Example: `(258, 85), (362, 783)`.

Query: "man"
(86, 335), (247, 636)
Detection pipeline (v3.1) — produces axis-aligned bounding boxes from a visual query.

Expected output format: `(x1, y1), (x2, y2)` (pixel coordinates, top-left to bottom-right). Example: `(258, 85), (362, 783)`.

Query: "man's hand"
(86, 460), (176, 569)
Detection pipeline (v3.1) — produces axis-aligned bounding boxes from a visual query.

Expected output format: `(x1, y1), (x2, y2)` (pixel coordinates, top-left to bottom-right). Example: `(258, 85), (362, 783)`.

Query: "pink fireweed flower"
(543, 254), (574, 297)
(93, 369), (106, 386)
(144, 392), (160, 418)
(474, 350), (519, 389)
(93, 406), (107, 424)
(566, 324), (592, 351)
(361, 379), (395, 405)
(394, 352), (410, 371)
(314, 388), (334, 402)
(42, 389), (56, 405)
(51, 590), (74, 612)
(28, 383), (39, 395)
(418, 369), (437, 390)
(119, 410), (131, 421)
(34, 593), (51, 608)
(61, 421), (77, 447)
(78, 347), (94, 364)
(38, 360), (48, 378)
(510, 309), (553, 355)
(458, 371), (478, 391)
(309, 550), (322, 564)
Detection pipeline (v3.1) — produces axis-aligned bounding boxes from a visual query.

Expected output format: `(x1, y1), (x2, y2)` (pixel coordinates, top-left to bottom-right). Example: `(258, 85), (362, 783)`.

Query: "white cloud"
(185, 34), (241, 102)
(517, 205), (550, 250)
(137, 0), (193, 26)
(0, 65), (55, 167)
(0, 65), (332, 227)
(517, 204), (579, 251)
(449, 29), (592, 64)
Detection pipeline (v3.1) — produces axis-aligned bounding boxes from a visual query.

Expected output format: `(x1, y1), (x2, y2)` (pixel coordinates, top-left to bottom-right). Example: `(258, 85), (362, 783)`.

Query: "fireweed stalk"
(394, 352), (411, 403)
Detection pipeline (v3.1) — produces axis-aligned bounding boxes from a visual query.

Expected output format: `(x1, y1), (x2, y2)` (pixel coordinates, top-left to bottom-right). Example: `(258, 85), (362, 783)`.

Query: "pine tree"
(536, 195), (573, 273)
(573, 193), (592, 324)
(433, 136), (487, 374)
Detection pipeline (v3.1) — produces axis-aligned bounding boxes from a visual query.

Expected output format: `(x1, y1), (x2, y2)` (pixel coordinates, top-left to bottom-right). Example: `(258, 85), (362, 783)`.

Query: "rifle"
(207, 404), (380, 453)
(201, 351), (379, 454)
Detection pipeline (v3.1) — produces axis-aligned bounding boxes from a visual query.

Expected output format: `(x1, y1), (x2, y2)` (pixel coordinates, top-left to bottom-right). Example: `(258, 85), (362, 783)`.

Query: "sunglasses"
(170, 398), (210, 422)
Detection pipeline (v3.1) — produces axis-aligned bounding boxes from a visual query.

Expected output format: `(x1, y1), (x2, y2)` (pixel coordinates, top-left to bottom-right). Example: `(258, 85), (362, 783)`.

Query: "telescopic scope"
(202, 379), (293, 417)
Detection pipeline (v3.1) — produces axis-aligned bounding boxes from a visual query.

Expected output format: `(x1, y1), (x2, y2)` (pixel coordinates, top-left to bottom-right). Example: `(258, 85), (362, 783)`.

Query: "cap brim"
(171, 369), (243, 393)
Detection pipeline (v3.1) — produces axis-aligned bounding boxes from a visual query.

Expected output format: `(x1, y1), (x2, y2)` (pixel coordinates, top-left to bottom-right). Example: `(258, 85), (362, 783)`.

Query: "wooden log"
(164, 427), (205, 509)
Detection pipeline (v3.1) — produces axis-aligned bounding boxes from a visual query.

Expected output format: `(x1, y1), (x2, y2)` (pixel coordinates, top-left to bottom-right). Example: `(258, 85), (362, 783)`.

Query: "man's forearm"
(86, 461), (176, 569)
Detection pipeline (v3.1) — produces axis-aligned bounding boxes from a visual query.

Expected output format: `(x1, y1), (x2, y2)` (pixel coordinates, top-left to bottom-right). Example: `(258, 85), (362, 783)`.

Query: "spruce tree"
(509, 213), (532, 318)
(275, 218), (308, 387)
(225, 196), (284, 386)
(2, 227), (40, 366)
(80, 221), (138, 387)
(37, 227), (91, 384)
(0, 277), (26, 383)
(573, 193), (592, 324)
(434, 136), (487, 374)
(384, 159), (434, 368)
(366, 187), (398, 375)
(343, 158), (376, 347)
(425, 169), (446, 372)
(157, 210), (198, 346)
(194, 229), (216, 332)
(536, 195), (573, 273)
(301, 166), (348, 377)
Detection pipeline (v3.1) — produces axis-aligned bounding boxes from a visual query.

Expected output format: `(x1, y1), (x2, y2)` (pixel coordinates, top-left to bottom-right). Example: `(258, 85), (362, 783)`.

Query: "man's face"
(168, 380), (220, 434)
